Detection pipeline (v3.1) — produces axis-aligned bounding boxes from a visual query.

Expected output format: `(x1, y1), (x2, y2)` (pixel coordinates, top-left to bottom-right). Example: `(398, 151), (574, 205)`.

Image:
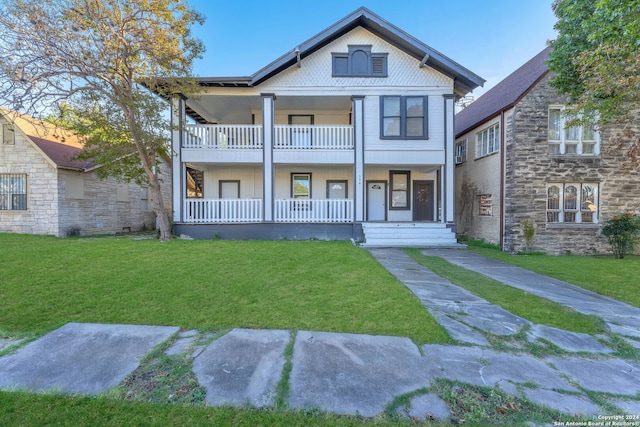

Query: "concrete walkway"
(1, 248), (640, 423)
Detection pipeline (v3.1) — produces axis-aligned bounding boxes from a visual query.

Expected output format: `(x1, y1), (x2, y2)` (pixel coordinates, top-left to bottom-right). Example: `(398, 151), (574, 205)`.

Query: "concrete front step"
(360, 222), (462, 248)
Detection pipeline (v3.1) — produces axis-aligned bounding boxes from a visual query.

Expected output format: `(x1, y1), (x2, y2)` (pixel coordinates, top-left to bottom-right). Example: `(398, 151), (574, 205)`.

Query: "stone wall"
(0, 131), (60, 236)
(504, 73), (640, 255)
(57, 162), (172, 237)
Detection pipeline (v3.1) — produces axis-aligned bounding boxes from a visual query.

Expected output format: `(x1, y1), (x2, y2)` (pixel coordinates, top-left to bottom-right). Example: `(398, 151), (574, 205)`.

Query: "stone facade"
(504, 73), (640, 255)
(0, 118), (172, 237)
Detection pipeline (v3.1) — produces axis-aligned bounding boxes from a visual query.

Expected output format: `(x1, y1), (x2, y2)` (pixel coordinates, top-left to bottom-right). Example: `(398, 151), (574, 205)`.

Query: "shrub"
(601, 213), (640, 259)
(521, 219), (535, 251)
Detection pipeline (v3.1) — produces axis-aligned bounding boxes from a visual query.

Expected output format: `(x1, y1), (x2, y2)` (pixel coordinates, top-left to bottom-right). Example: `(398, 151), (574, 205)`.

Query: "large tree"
(0, 0), (204, 240)
(547, 0), (640, 168)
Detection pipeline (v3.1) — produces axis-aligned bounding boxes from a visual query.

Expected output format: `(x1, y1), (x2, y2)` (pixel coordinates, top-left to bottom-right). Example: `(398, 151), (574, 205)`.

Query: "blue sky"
(187, 0), (557, 98)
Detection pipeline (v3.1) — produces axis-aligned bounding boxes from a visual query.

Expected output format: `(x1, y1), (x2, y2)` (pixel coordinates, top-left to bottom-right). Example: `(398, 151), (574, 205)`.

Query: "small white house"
(0, 108), (170, 237)
(163, 7), (484, 245)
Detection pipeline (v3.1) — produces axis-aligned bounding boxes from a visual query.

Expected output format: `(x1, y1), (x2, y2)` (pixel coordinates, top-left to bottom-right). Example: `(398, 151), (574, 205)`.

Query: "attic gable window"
(332, 45), (388, 77)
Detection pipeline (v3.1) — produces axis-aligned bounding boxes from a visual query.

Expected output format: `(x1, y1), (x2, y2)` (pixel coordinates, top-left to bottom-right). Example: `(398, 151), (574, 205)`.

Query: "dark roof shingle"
(455, 46), (551, 137)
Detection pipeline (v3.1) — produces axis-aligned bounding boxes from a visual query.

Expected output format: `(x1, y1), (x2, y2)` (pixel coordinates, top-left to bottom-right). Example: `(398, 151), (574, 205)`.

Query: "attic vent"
(372, 57), (384, 74)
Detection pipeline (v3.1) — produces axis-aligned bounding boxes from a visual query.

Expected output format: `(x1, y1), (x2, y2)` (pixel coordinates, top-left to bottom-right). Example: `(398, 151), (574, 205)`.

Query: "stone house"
(0, 108), (171, 237)
(454, 47), (640, 255)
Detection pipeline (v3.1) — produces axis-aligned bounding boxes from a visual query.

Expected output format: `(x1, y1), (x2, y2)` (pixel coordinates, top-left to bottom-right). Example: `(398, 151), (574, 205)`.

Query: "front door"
(289, 114), (314, 147)
(366, 181), (386, 221)
(327, 180), (348, 220)
(413, 180), (434, 221)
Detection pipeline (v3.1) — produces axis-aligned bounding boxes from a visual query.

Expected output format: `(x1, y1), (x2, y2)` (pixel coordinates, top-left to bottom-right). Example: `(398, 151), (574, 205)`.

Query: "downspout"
(500, 111), (505, 250)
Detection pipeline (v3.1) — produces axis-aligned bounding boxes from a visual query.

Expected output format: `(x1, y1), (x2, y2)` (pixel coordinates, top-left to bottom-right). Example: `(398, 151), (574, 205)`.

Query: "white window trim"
(548, 105), (600, 156)
(475, 123), (499, 158)
(455, 138), (467, 163)
(546, 182), (599, 224)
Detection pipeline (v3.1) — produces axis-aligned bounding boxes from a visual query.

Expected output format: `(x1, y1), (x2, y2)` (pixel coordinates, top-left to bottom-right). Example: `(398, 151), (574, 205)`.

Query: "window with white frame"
(547, 183), (598, 223)
(455, 139), (467, 163)
(548, 106), (599, 155)
(0, 174), (27, 210)
(476, 123), (499, 158)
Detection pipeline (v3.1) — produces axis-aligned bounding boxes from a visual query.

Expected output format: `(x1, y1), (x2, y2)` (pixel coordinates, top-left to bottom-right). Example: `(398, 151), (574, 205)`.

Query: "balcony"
(183, 198), (354, 223)
(183, 124), (353, 150)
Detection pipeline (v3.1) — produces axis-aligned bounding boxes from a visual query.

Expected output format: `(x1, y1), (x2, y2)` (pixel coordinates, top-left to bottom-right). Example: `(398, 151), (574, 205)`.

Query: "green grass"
(466, 242), (640, 308)
(0, 392), (417, 427)
(0, 233), (448, 345)
(405, 248), (607, 334)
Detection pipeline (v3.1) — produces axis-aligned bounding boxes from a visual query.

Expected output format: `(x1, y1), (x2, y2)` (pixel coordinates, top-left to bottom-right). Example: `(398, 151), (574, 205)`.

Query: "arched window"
(547, 183), (598, 224)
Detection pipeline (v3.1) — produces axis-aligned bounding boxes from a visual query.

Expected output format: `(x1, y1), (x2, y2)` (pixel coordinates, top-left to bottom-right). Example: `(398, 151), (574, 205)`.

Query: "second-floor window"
(380, 96), (428, 139)
(476, 123), (499, 158)
(548, 106), (599, 155)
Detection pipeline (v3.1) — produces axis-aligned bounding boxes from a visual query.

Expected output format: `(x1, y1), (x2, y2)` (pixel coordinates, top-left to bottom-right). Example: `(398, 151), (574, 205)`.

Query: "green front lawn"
(467, 244), (640, 308)
(0, 233), (448, 345)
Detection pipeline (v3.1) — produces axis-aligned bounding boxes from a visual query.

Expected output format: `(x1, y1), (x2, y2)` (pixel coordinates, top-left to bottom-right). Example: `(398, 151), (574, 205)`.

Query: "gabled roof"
(455, 46), (551, 137)
(1, 108), (93, 171)
(195, 7), (485, 96)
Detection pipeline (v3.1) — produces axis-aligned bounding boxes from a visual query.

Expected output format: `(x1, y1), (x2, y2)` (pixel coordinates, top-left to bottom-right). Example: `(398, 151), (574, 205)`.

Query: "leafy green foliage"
(547, 0), (640, 167)
(601, 212), (640, 258)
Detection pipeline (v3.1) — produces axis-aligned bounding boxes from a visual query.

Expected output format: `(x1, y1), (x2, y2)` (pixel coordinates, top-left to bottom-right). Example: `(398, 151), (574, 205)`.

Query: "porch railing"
(274, 125), (353, 149)
(182, 198), (354, 223)
(274, 199), (354, 223)
(183, 124), (353, 150)
(184, 199), (262, 223)
(183, 124), (263, 149)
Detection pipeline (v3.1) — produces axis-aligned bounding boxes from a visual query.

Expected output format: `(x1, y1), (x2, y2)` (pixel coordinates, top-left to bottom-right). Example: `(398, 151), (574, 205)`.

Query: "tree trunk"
(148, 170), (172, 241)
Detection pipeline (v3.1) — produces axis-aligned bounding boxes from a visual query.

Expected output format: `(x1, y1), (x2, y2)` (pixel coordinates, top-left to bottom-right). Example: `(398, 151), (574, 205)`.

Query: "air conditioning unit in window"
(455, 156), (463, 164)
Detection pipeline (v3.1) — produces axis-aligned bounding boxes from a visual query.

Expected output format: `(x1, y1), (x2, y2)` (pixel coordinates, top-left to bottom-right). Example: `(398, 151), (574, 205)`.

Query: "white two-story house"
(164, 7), (484, 245)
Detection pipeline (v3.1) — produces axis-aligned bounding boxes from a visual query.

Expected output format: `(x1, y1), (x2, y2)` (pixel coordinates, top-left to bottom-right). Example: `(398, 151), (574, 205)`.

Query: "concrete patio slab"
(523, 388), (600, 415)
(288, 330), (433, 417)
(546, 357), (640, 395)
(528, 325), (613, 353)
(192, 328), (289, 408)
(422, 345), (577, 392)
(0, 322), (179, 395)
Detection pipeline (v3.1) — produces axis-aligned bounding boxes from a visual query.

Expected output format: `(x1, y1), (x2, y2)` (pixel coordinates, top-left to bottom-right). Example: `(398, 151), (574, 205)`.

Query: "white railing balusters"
(184, 199), (262, 223)
(274, 199), (353, 223)
(184, 124), (352, 150)
(183, 198), (354, 223)
(183, 125), (263, 149)
(273, 125), (353, 149)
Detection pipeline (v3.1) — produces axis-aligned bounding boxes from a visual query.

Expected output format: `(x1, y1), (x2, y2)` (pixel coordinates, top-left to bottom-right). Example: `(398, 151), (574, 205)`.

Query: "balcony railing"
(274, 199), (354, 223)
(274, 125), (353, 149)
(184, 125), (263, 149)
(182, 198), (354, 223)
(183, 124), (353, 150)
(184, 199), (263, 223)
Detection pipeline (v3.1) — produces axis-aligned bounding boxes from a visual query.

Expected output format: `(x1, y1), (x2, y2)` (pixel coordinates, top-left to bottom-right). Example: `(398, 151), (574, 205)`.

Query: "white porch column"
(352, 96), (365, 222)
(262, 93), (276, 222)
(443, 94), (456, 223)
(170, 97), (185, 223)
